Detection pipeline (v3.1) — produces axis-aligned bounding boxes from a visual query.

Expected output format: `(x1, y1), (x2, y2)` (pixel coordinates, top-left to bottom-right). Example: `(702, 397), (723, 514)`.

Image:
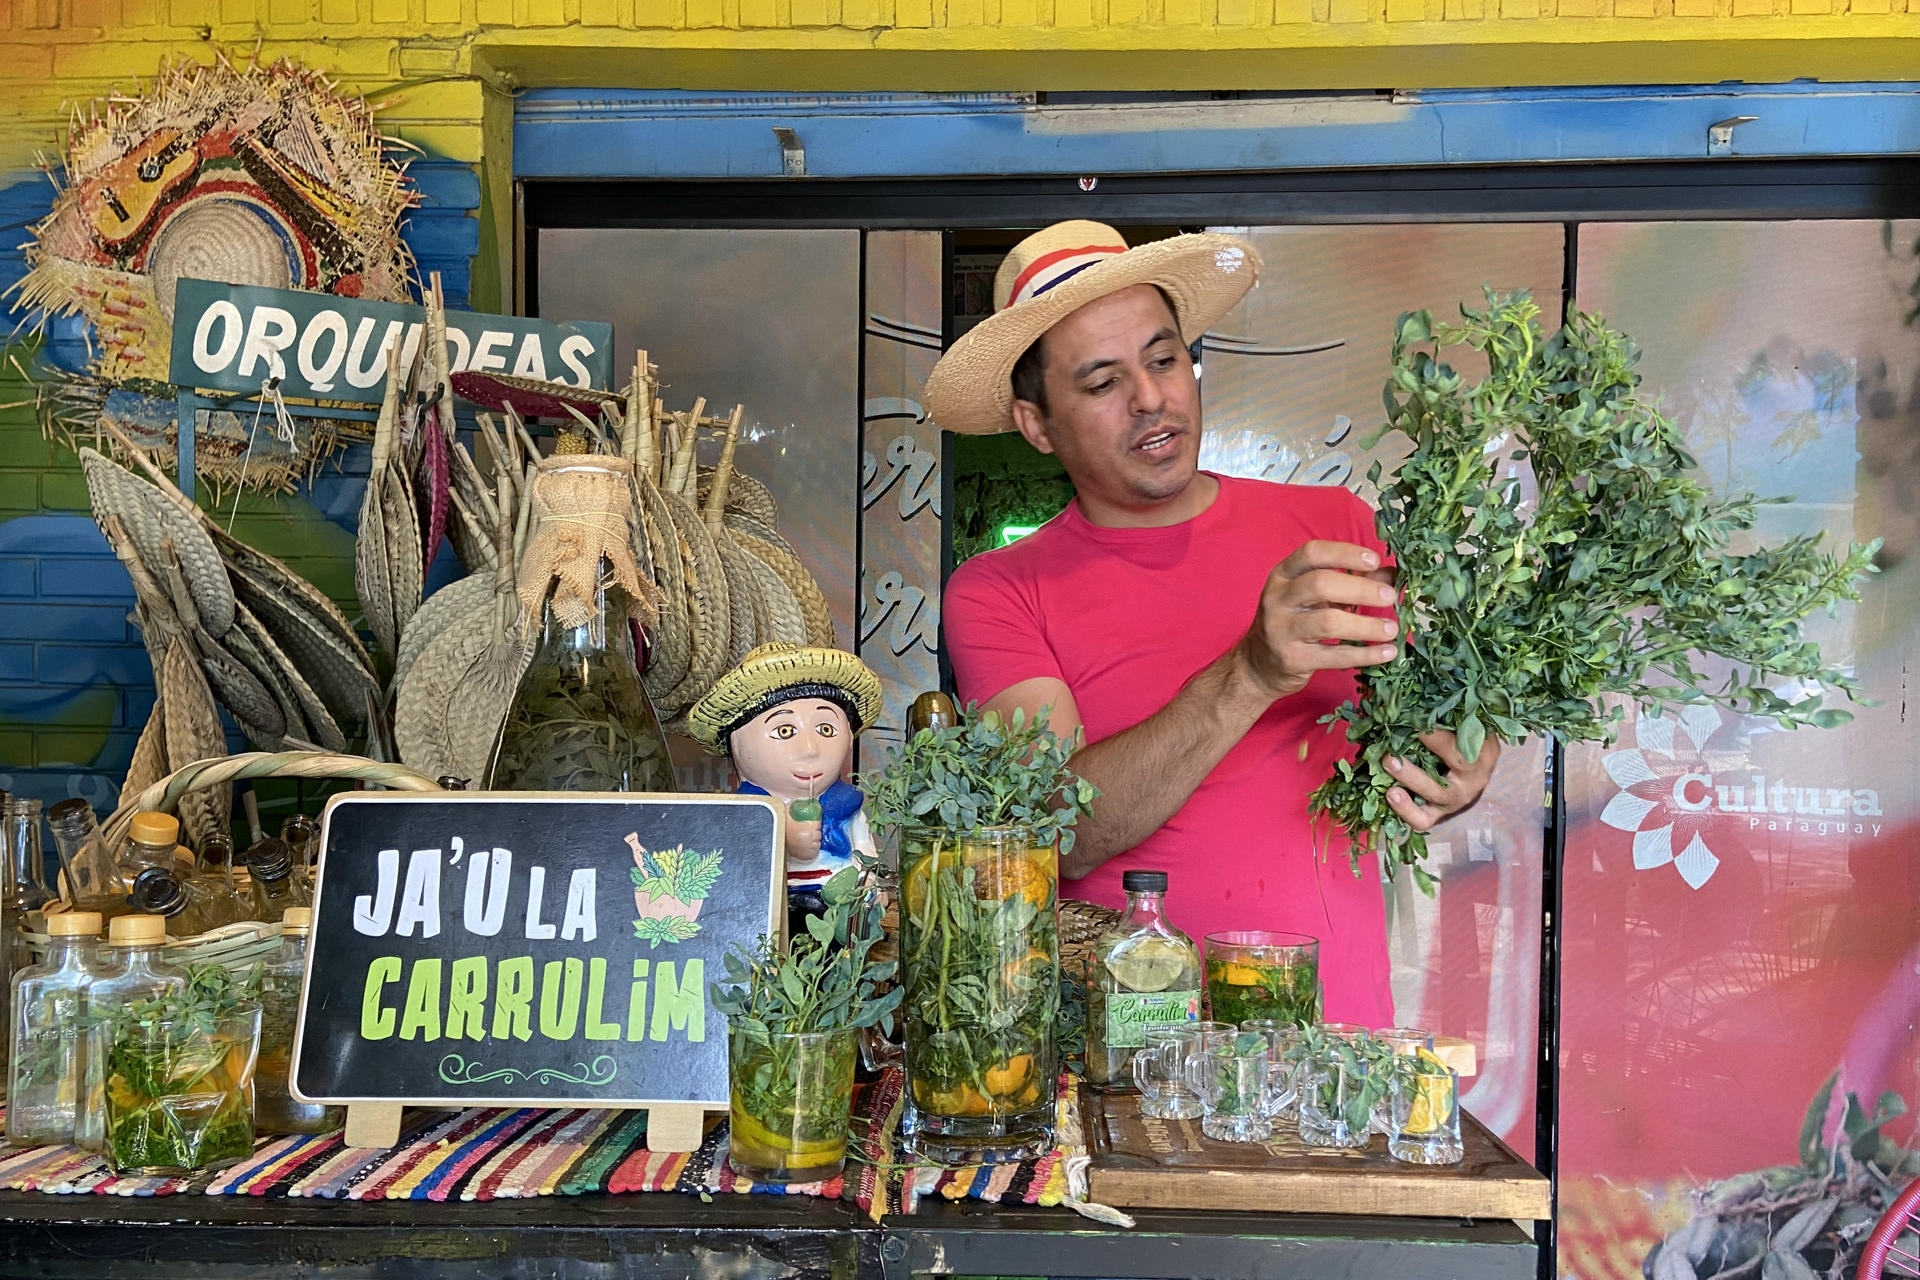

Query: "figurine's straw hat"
(686, 642), (883, 757)
(922, 219), (1261, 435)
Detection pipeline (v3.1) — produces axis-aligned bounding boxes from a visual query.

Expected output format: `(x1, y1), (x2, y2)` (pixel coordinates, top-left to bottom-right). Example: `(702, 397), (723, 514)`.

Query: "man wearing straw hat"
(926, 221), (1500, 1026)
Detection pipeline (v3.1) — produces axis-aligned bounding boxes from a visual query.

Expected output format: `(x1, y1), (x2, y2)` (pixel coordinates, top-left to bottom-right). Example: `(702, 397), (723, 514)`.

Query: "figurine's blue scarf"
(738, 779), (865, 867)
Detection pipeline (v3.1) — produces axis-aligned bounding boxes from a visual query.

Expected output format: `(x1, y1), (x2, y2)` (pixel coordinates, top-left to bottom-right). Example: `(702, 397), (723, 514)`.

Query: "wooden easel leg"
(646, 1103), (708, 1152)
(344, 1102), (405, 1149)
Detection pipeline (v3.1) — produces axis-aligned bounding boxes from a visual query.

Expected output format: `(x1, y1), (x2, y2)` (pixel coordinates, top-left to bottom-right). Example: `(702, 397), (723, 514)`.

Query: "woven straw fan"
(395, 459), (533, 785)
(96, 420), (380, 731)
(355, 339), (424, 664)
(704, 405), (807, 654)
(156, 540), (284, 751)
(696, 466), (780, 529)
(655, 396), (735, 722)
(79, 446), (234, 639)
(616, 356), (695, 710)
(414, 272), (458, 570)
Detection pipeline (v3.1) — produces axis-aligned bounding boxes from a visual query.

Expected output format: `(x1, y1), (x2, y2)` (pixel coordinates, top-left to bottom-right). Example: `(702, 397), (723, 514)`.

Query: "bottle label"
(1103, 990), (1202, 1049)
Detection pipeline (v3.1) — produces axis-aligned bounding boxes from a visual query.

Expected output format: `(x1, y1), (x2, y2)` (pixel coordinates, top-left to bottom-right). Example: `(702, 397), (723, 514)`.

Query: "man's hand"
(1383, 730), (1502, 833)
(1236, 540), (1400, 702)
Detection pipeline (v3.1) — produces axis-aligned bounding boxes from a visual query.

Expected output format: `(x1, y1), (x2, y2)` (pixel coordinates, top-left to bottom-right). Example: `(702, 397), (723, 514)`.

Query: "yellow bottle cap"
(129, 812), (180, 847)
(282, 906), (313, 933)
(47, 911), (104, 937)
(107, 914), (167, 946)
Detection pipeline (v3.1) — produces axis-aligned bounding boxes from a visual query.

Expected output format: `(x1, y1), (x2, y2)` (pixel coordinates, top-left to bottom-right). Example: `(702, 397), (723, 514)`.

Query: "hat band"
(1004, 242), (1128, 310)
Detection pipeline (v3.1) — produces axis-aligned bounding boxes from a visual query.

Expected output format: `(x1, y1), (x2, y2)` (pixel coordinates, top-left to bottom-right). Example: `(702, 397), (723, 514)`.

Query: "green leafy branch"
(855, 703), (1097, 854)
(1311, 291), (1878, 890)
(709, 863), (903, 1130)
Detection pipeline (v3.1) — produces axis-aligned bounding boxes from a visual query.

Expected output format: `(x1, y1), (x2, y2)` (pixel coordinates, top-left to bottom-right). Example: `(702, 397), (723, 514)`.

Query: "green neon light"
(998, 524), (1042, 546)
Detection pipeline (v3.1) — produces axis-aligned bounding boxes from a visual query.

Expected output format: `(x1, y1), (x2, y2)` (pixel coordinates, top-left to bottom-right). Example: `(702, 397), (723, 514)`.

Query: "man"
(924, 221), (1499, 1025)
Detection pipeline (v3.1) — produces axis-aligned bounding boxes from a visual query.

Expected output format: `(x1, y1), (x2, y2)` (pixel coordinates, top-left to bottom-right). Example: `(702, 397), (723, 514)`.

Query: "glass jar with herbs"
(77, 914), (187, 1152)
(91, 957), (261, 1175)
(1085, 870), (1201, 1092)
(7, 910), (106, 1146)
(255, 907), (341, 1135)
(859, 705), (1096, 1163)
(712, 865), (900, 1184)
(490, 457), (675, 793)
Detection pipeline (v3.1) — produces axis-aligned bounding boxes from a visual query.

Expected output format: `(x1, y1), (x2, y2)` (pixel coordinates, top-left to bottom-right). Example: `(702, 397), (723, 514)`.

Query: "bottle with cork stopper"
(7, 910), (106, 1146)
(77, 914), (187, 1153)
(255, 906), (341, 1134)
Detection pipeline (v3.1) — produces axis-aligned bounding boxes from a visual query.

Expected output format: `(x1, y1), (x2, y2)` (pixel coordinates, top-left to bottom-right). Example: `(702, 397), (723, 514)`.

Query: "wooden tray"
(1081, 1084), (1551, 1220)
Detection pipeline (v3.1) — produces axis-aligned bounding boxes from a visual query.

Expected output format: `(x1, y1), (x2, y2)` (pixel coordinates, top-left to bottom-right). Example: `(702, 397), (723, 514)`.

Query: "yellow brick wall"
(0, 0), (1914, 275)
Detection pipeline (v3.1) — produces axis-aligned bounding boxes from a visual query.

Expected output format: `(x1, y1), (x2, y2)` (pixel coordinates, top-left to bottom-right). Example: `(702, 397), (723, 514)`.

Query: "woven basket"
(75, 751), (444, 970)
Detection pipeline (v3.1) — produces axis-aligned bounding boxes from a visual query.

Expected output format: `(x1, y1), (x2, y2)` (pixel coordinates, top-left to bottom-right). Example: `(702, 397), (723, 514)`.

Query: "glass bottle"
(127, 866), (221, 938)
(244, 838), (311, 919)
(7, 910), (106, 1146)
(255, 907), (341, 1135)
(6, 796), (54, 915)
(280, 815), (321, 889)
(122, 812), (182, 876)
(488, 457), (675, 793)
(5, 797), (55, 1017)
(488, 559), (676, 791)
(46, 799), (130, 919)
(78, 914), (187, 1153)
(188, 834), (250, 928)
(1085, 869), (1203, 1092)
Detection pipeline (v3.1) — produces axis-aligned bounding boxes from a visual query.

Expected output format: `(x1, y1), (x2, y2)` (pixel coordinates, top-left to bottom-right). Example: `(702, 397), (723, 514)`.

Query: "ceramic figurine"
(687, 644), (884, 905)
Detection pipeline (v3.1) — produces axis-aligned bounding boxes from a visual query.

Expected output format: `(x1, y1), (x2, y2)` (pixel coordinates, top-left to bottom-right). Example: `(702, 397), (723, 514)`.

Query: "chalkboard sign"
(291, 793), (780, 1109)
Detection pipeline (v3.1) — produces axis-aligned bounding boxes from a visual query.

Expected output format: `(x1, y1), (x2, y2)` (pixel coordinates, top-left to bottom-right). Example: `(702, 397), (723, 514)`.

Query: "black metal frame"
(520, 157), (1920, 1280)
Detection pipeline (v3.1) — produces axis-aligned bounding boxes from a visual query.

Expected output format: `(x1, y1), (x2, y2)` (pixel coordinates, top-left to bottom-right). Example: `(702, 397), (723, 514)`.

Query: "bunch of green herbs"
(1312, 292), (1878, 889)
(93, 963), (261, 1172)
(856, 704), (1096, 853)
(1283, 1025), (1398, 1136)
(710, 864), (902, 1142)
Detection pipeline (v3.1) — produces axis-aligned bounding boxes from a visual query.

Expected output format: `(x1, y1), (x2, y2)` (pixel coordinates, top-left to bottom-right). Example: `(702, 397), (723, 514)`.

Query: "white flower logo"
(1599, 706), (1728, 890)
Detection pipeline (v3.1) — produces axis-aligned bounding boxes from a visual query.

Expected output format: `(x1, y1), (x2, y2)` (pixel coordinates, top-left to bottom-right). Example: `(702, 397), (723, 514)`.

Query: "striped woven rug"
(0, 1068), (1075, 1219)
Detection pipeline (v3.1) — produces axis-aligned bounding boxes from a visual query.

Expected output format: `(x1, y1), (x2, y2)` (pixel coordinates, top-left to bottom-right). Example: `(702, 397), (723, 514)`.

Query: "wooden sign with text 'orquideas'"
(291, 793), (782, 1150)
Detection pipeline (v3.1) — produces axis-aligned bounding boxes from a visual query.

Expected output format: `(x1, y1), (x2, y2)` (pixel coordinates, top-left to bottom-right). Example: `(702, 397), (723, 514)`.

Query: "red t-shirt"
(942, 473), (1394, 1026)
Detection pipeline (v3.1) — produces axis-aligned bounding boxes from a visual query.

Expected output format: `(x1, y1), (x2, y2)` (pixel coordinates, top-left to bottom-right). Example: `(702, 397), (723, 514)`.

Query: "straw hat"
(922, 220), (1261, 435)
(686, 643), (883, 757)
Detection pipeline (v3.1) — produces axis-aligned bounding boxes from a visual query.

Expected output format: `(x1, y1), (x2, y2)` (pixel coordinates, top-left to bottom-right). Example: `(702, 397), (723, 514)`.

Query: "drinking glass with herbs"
(1204, 931), (1319, 1027)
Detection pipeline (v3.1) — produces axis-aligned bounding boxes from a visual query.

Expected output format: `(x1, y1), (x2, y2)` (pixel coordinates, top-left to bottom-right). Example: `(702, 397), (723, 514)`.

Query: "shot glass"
(1390, 1063), (1463, 1165)
(1199, 1038), (1272, 1144)
(1132, 1024), (1204, 1121)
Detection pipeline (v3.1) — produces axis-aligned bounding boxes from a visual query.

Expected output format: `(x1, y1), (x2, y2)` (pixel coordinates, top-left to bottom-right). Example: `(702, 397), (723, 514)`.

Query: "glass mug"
(1199, 1038), (1272, 1144)
(1240, 1019), (1302, 1125)
(1298, 1052), (1373, 1150)
(1390, 1063), (1464, 1164)
(1131, 1021), (1233, 1121)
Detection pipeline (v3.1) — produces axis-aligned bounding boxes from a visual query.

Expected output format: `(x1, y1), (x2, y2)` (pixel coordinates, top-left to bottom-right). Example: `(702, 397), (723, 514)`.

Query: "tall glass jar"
(899, 824), (1058, 1162)
(1084, 869), (1201, 1092)
(489, 458), (675, 793)
(79, 914), (187, 1153)
(256, 907), (341, 1134)
(6, 910), (105, 1146)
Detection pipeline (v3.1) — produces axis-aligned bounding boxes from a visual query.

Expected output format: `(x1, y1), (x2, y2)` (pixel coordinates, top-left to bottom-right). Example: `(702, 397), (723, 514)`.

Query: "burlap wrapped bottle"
(487, 456), (676, 792)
